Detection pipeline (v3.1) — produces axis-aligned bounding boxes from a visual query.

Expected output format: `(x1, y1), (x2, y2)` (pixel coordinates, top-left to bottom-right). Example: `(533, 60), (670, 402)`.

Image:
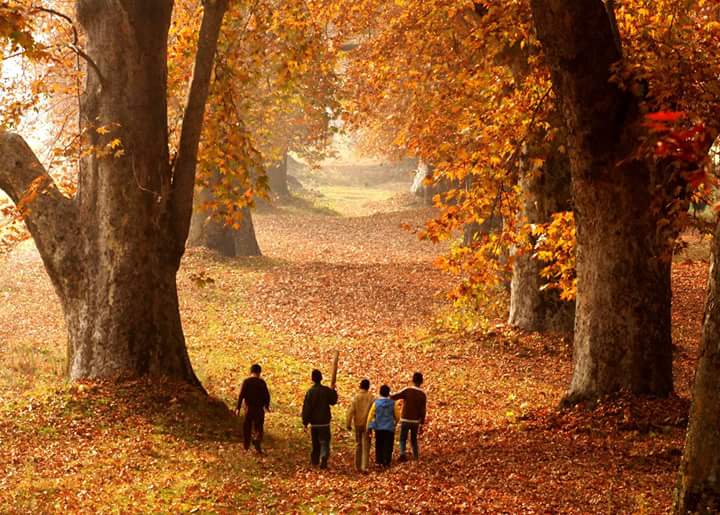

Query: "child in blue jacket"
(366, 384), (400, 467)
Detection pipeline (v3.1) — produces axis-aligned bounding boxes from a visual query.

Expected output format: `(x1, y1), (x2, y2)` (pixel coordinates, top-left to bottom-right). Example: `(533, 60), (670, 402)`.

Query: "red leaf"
(646, 111), (685, 122)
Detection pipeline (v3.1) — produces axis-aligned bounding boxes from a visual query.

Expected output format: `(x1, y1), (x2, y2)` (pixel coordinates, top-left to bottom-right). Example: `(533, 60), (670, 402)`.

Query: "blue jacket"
(368, 397), (397, 432)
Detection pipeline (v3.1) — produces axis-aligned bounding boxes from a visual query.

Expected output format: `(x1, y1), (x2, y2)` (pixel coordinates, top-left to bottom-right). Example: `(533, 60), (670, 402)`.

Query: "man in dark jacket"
(302, 369), (338, 469)
(236, 363), (271, 453)
(391, 371), (427, 461)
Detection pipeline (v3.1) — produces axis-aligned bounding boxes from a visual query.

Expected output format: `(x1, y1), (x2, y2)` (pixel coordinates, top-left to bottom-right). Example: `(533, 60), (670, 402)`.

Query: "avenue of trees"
(2, 0), (720, 511)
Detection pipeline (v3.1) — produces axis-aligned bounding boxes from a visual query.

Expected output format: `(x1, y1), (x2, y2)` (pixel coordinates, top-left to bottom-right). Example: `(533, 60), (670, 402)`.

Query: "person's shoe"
(398, 454), (408, 463)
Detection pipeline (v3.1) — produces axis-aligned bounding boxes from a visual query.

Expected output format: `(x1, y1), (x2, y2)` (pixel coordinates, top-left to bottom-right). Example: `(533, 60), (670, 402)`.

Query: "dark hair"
(250, 364), (261, 374)
(311, 369), (322, 383)
(360, 379), (370, 390)
(413, 372), (423, 386)
(379, 384), (390, 397)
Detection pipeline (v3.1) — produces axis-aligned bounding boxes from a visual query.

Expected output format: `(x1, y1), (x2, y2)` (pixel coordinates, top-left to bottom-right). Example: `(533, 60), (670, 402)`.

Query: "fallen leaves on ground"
(0, 193), (709, 513)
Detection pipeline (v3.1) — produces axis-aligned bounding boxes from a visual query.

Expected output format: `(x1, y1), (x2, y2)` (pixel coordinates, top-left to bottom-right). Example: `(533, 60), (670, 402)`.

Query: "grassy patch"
(313, 184), (404, 216)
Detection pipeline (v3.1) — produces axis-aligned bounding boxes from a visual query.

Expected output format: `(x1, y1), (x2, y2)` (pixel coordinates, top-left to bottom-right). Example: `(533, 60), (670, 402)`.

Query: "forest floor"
(0, 175), (711, 513)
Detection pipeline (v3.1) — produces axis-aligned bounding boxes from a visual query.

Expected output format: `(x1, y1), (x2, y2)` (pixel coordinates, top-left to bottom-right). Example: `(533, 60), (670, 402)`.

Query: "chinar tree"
(0, 0), (227, 385)
(531, 0), (720, 405)
(530, 0), (675, 401)
(182, 0), (339, 258)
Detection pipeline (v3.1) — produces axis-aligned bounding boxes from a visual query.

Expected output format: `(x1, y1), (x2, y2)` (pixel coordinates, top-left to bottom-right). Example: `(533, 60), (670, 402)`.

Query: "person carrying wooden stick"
(302, 369), (338, 469)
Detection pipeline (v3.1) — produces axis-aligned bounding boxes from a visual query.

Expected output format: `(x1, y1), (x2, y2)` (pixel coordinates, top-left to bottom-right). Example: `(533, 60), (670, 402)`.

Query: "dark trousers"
(399, 422), (419, 459)
(375, 430), (394, 466)
(243, 406), (265, 450)
(310, 426), (331, 467)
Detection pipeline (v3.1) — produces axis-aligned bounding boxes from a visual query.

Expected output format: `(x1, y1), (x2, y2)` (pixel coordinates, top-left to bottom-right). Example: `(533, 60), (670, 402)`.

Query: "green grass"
(256, 182), (412, 218)
(312, 184), (402, 216)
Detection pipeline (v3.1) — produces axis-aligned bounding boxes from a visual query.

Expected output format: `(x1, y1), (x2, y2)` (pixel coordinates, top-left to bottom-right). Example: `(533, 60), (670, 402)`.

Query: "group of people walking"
(235, 364), (427, 472)
(345, 373), (426, 472)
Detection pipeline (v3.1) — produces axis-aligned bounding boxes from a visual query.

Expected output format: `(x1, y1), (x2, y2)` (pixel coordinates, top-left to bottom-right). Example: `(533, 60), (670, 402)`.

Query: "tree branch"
(0, 131), (80, 297)
(36, 6), (107, 86)
(603, 0), (623, 57)
(169, 0), (229, 255)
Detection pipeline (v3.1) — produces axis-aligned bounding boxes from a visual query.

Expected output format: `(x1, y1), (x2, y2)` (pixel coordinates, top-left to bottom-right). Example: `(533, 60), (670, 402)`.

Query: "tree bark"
(508, 141), (574, 333)
(0, 133), (80, 300)
(0, 0), (227, 385)
(531, 0), (673, 401)
(675, 224), (720, 513)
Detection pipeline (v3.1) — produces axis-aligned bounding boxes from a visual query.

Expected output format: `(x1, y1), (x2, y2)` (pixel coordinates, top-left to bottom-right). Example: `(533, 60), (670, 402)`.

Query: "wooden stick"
(330, 350), (339, 389)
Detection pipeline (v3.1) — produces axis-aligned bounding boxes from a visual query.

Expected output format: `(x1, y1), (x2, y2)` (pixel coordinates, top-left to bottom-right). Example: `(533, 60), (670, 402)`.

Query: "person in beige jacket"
(346, 378), (374, 472)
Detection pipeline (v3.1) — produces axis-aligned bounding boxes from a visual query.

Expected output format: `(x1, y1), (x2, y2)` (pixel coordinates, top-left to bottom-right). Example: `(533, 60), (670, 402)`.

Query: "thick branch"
(0, 132), (80, 297)
(169, 0), (228, 254)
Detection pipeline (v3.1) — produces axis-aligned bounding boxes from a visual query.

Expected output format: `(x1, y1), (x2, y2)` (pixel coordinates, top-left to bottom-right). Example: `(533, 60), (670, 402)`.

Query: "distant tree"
(508, 118), (574, 334)
(188, 171), (261, 258)
(173, 0), (339, 255)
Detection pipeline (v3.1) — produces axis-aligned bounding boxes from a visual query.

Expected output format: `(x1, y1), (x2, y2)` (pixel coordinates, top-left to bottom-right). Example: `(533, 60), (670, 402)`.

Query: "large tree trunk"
(0, 0), (227, 384)
(675, 224), (720, 513)
(508, 140), (574, 333)
(70, 1), (194, 381)
(531, 0), (673, 401)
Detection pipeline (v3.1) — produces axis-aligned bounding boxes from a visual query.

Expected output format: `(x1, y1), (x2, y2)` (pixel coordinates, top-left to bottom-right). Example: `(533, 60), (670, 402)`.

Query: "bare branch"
(169, 0), (229, 255)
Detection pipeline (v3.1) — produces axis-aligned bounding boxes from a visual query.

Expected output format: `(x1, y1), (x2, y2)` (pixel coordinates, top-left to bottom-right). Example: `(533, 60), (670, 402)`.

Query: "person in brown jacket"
(346, 379), (374, 472)
(390, 372), (427, 461)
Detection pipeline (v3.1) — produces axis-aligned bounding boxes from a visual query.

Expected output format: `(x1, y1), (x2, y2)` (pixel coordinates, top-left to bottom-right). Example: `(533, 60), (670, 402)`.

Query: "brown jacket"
(346, 389), (374, 430)
(391, 386), (427, 424)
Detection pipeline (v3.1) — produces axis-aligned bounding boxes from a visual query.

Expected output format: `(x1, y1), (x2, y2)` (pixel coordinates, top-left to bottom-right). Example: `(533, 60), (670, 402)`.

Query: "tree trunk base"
(508, 251), (574, 334)
(188, 205), (261, 257)
(65, 262), (203, 389)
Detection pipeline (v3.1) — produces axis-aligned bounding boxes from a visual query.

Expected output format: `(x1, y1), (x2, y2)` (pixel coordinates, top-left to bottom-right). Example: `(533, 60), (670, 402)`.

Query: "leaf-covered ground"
(0, 185), (709, 513)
